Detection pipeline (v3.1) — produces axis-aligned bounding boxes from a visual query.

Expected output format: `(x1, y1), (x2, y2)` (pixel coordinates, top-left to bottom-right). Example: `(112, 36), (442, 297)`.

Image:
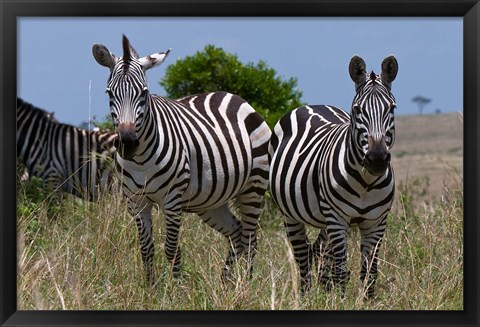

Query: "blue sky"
(18, 17), (462, 126)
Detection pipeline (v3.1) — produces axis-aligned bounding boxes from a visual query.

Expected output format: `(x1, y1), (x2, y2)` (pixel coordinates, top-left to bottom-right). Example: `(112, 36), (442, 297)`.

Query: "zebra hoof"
(321, 278), (334, 292)
(300, 276), (313, 296)
(221, 267), (235, 284)
(145, 277), (156, 290)
(362, 284), (376, 300)
(172, 266), (182, 279)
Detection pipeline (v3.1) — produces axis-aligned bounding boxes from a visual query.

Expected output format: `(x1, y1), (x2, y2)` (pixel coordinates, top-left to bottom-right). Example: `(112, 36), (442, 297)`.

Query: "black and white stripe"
(17, 98), (118, 201)
(93, 35), (271, 285)
(269, 55), (398, 298)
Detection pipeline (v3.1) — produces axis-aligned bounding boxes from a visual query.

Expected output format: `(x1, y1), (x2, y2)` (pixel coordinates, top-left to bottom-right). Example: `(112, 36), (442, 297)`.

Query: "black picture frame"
(2, 0), (478, 326)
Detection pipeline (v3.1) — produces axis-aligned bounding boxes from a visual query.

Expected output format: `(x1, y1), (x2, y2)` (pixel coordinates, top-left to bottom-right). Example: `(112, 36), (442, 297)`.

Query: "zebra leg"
(163, 208), (183, 279)
(128, 201), (155, 287)
(284, 216), (312, 294)
(43, 173), (64, 218)
(326, 220), (350, 296)
(199, 204), (243, 282)
(312, 228), (334, 291)
(359, 216), (388, 299)
(237, 143), (269, 279)
(236, 187), (266, 279)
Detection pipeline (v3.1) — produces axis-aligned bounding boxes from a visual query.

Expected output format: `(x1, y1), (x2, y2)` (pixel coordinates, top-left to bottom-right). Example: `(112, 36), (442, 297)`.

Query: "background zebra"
(17, 98), (118, 202)
(92, 35), (271, 286)
(269, 55), (398, 298)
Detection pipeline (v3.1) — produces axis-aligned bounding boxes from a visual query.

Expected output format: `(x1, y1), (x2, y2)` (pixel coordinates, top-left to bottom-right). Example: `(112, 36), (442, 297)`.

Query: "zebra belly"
(117, 150), (251, 214)
(180, 152), (251, 213)
(273, 183), (393, 229)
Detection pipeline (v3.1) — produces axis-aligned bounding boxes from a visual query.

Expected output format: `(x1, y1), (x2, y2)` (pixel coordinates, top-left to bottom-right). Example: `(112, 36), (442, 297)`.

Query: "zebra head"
(92, 35), (171, 159)
(349, 55), (398, 176)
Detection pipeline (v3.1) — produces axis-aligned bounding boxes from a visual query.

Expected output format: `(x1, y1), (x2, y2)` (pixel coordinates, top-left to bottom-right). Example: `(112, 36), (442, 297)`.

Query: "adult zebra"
(92, 35), (270, 285)
(17, 98), (118, 201)
(269, 55), (398, 298)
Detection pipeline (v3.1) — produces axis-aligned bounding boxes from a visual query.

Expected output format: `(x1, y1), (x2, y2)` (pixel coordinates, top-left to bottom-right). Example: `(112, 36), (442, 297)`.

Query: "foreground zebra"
(269, 55), (398, 298)
(17, 98), (118, 201)
(92, 35), (271, 285)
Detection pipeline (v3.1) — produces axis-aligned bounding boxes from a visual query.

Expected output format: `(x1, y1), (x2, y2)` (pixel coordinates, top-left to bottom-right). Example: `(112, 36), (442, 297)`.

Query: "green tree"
(160, 45), (303, 128)
(79, 114), (114, 132)
(93, 114), (115, 132)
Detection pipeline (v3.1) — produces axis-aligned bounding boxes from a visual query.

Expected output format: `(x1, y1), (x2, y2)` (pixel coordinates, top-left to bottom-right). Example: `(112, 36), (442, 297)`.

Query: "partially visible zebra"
(269, 55), (398, 298)
(17, 98), (118, 201)
(92, 35), (271, 285)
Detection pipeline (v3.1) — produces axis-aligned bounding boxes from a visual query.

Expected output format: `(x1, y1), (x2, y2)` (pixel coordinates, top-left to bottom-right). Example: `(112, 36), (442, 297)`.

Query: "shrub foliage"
(160, 45), (304, 128)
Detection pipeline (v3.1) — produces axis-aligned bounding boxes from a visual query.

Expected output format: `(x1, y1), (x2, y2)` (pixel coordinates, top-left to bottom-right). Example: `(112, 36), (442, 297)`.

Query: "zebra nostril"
(118, 123), (137, 142)
(117, 123), (139, 159)
(366, 151), (389, 164)
(385, 152), (391, 162)
(364, 150), (390, 176)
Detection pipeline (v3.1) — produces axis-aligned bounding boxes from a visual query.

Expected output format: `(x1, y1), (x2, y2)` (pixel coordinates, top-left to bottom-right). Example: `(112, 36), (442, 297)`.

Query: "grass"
(391, 112), (463, 202)
(17, 173), (463, 310)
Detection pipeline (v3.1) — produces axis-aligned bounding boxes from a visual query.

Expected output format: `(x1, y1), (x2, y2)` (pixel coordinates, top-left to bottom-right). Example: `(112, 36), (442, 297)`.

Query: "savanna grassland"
(17, 112), (463, 310)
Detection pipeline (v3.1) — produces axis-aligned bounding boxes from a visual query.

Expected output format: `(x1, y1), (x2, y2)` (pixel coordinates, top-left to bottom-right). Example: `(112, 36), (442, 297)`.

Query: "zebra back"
(17, 98), (118, 201)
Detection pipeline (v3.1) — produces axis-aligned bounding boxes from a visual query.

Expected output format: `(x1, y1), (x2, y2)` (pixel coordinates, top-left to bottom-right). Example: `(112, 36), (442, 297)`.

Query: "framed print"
(2, 0), (478, 326)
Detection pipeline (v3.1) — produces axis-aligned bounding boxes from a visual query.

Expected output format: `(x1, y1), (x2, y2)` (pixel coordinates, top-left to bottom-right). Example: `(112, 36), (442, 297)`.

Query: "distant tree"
(79, 114), (114, 132)
(93, 114), (115, 131)
(78, 121), (90, 130)
(159, 45), (303, 128)
(412, 95), (432, 115)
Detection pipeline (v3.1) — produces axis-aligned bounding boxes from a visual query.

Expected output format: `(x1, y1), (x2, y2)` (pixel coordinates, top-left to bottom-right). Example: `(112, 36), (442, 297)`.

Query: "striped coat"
(17, 98), (118, 201)
(93, 35), (271, 285)
(269, 55), (398, 298)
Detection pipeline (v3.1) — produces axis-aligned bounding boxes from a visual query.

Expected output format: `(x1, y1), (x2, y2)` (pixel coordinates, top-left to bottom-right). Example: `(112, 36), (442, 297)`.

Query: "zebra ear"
(139, 48), (172, 71)
(381, 55), (398, 86)
(349, 55), (367, 88)
(122, 34), (139, 60)
(93, 44), (116, 70)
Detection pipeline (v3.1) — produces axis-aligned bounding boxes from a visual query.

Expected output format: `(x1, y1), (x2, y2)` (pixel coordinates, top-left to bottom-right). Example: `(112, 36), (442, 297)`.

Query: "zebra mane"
(18, 98), (60, 124)
(369, 71), (377, 81)
(41, 108), (58, 123)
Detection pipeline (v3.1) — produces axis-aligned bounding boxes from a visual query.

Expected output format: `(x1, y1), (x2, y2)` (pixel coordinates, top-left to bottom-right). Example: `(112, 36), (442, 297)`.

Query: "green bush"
(160, 45), (304, 128)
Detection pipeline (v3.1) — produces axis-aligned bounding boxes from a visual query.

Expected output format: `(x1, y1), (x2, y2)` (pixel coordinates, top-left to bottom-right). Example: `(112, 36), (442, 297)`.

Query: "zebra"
(17, 98), (118, 202)
(269, 55), (398, 298)
(92, 35), (271, 286)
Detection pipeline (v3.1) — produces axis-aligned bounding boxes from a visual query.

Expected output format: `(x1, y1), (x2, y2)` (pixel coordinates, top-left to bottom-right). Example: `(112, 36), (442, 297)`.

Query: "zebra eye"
(352, 103), (361, 116)
(111, 112), (118, 121)
(389, 102), (396, 112)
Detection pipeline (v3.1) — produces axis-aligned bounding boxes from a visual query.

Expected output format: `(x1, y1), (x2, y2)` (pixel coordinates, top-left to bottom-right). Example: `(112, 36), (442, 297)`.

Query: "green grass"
(17, 175), (463, 310)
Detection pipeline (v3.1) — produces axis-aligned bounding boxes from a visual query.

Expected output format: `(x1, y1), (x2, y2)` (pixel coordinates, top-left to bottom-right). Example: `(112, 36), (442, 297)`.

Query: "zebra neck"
(131, 97), (164, 164)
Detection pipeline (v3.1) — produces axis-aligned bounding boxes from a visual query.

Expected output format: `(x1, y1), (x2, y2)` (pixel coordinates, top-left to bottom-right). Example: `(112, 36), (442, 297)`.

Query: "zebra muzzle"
(117, 123), (139, 160)
(364, 136), (390, 176)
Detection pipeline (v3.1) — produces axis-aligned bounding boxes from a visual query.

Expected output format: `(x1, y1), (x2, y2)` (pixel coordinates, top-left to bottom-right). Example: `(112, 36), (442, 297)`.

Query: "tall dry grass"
(17, 173), (463, 310)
